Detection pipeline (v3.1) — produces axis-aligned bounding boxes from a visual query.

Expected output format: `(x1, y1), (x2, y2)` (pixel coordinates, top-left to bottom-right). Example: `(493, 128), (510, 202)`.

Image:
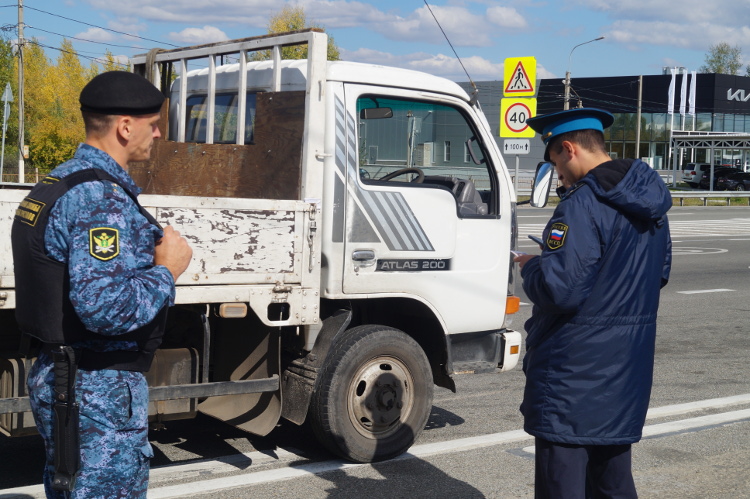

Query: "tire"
(308, 324), (434, 463)
(736, 184), (746, 191)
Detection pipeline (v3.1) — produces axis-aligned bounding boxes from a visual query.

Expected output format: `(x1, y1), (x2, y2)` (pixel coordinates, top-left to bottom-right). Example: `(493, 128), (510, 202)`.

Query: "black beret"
(80, 71), (164, 116)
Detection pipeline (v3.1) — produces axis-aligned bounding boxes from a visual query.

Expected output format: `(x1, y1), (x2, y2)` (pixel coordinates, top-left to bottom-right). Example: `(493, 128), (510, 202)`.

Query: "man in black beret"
(13, 71), (192, 497)
(514, 108), (672, 499)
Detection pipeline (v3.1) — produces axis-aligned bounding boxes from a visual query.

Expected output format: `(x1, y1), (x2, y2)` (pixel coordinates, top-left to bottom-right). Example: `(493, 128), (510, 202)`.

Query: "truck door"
(339, 86), (513, 335)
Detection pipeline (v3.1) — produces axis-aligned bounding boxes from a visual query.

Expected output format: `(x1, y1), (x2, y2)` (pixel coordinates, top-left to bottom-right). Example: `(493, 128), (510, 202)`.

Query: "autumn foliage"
(1, 36), (126, 179)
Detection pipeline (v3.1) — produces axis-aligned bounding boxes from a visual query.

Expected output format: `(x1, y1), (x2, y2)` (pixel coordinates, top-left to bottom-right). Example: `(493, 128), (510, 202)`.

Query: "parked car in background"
(699, 167), (742, 190)
(682, 163), (711, 187)
(716, 171), (750, 191)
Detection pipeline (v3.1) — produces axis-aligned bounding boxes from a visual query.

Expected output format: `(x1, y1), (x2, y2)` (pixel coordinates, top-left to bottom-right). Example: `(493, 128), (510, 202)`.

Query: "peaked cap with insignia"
(526, 108), (614, 161)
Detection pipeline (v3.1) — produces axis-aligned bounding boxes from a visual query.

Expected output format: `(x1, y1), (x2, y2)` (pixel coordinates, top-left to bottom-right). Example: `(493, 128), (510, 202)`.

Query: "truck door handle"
(352, 250), (375, 262)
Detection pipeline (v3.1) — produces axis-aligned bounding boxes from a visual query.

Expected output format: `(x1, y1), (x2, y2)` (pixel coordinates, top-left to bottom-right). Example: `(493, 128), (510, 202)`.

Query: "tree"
(699, 42), (743, 75)
(24, 38), (87, 172)
(252, 6), (341, 61)
(99, 50), (129, 73)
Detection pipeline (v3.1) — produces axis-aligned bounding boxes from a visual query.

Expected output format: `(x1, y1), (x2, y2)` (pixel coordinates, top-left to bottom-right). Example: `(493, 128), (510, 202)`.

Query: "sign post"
(501, 57), (538, 196)
(1, 82), (13, 183)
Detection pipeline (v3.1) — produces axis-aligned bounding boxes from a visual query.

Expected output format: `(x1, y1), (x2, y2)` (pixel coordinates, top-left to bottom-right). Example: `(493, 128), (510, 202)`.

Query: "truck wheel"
(309, 324), (433, 463)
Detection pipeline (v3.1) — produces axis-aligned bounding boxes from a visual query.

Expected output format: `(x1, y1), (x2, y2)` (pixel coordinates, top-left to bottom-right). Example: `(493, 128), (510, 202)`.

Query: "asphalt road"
(2, 206), (750, 498)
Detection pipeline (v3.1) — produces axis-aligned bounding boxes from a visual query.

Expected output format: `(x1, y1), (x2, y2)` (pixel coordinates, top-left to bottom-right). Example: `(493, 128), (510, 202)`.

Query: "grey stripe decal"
(390, 192), (433, 250)
(334, 94), (434, 252)
(332, 174), (345, 243)
(361, 190), (404, 250)
(376, 191), (419, 250)
(375, 191), (414, 250)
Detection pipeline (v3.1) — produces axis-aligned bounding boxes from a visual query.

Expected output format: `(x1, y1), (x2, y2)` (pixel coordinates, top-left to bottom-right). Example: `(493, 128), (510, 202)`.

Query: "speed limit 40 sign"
(500, 98), (537, 138)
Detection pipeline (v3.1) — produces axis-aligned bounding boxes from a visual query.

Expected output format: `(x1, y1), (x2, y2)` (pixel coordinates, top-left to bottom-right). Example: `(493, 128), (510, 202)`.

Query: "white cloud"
(341, 47), (505, 81)
(75, 27), (115, 42)
(410, 54), (504, 80)
(87, 1), (272, 26)
(168, 26), (229, 45)
(294, 0), (392, 28)
(108, 18), (148, 37)
(372, 5), (494, 47)
(605, 20), (750, 51)
(573, 0), (750, 30)
(486, 6), (528, 29)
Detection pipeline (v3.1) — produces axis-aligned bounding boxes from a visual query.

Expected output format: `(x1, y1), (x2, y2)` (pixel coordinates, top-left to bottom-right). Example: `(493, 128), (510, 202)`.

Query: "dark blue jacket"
(520, 158), (672, 445)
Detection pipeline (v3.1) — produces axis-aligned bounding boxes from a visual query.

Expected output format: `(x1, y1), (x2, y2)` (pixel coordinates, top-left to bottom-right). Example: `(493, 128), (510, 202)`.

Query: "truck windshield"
(357, 96), (495, 216)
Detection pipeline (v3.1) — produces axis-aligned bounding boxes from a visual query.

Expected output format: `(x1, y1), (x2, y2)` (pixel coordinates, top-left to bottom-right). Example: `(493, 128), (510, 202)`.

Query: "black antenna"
(423, 0), (479, 105)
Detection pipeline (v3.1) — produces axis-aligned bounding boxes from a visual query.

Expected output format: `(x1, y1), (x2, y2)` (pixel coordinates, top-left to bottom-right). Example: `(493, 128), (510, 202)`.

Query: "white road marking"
(642, 408), (750, 438)
(149, 447), (304, 482)
(671, 247), (728, 256)
(677, 289), (735, 294)
(646, 393), (750, 418)
(5, 394), (750, 498)
(520, 218), (750, 239)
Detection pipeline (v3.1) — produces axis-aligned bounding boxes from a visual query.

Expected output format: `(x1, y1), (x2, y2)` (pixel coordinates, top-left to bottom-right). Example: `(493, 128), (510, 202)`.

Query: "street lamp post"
(563, 36), (604, 110)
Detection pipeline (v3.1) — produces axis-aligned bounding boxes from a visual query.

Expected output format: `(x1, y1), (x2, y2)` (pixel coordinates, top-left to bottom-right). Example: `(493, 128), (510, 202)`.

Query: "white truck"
(0, 30), (550, 463)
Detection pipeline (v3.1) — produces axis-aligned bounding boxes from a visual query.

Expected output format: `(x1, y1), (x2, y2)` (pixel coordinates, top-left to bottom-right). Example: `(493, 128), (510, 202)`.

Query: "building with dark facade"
(463, 73), (750, 171)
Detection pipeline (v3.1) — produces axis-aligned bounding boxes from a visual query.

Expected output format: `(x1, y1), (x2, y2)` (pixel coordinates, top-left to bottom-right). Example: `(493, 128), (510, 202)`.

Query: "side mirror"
(530, 161), (553, 208)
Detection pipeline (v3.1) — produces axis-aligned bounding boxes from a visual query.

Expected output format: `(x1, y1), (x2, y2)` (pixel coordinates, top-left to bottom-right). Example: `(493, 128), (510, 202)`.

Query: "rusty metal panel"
(139, 195), (305, 286)
(129, 91), (305, 200)
(157, 206), (296, 277)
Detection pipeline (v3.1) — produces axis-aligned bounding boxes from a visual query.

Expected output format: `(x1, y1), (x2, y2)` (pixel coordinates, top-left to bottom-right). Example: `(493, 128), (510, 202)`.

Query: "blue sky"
(4, 0), (750, 83)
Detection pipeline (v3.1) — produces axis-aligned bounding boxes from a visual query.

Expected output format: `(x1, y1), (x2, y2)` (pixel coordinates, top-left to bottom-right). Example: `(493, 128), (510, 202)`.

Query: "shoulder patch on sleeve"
(89, 227), (120, 261)
(546, 222), (568, 250)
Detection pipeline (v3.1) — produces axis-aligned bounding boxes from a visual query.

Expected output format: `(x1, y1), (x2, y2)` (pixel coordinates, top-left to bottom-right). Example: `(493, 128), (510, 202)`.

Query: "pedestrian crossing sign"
(504, 57), (536, 97)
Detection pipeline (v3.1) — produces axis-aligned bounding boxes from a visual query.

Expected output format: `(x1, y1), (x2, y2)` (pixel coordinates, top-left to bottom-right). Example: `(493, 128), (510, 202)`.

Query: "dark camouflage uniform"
(26, 143), (175, 498)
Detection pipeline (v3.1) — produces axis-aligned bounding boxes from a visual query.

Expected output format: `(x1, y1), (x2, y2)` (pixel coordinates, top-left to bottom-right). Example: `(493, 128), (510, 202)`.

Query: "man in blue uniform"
(514, 108), (672, 498)
(12, 71), (192, 498)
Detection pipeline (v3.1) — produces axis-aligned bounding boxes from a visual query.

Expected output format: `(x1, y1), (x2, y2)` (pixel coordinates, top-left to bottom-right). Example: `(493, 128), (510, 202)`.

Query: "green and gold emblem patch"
(89, 228), (120, 261)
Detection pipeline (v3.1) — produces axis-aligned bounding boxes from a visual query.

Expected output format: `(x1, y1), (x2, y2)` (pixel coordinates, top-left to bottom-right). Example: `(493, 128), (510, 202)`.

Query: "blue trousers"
(534, 438), (638, 499)
(27, 353), (152, 499)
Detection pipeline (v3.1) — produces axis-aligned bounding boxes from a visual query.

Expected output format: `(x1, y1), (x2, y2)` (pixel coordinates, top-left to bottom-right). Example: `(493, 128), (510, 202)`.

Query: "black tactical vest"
(11, 168), (167, 371)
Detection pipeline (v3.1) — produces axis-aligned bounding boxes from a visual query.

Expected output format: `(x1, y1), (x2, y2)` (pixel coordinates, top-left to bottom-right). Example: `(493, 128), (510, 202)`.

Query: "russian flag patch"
(546, 222), (568, 250)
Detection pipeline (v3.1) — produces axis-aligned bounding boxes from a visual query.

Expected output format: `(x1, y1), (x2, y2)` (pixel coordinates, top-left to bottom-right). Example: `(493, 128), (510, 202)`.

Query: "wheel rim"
(346, 355), (415, 440)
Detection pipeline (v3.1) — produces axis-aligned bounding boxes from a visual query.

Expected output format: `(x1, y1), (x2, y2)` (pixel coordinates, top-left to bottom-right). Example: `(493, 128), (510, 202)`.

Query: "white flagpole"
(689, 70), (697, 131)
(679, 68), (688, 126)
(668, 67), (676, 177)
